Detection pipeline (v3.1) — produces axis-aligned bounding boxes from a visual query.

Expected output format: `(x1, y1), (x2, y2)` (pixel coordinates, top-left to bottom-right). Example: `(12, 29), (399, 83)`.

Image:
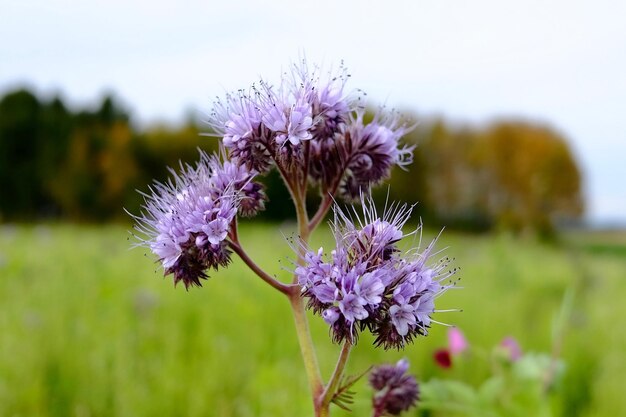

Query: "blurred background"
(0, 0), (624, 416)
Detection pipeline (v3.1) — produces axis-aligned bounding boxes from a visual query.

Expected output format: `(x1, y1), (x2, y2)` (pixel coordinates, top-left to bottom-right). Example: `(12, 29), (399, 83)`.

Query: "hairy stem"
(301, 140), (311, 195)
(274, 159), (326, 413)
(289, 289), (324, 402)
(321, 340), (353, 408)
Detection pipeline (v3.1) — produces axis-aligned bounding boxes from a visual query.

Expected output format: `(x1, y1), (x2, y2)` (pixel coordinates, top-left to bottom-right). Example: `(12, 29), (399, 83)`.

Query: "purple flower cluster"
(131, 151), (265, 289)
(207, 59), (413, 199)
(369, 359), (419, 416)
(296, 196), (457, 349)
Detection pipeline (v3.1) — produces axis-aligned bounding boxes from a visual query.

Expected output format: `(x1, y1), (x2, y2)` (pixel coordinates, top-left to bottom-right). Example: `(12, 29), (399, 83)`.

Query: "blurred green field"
(0, 224), (625, 417)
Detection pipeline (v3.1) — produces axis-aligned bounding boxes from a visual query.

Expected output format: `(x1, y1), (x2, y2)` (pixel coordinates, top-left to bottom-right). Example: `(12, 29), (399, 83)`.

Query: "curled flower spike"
(295, 194), (458, 349)
(206, 58), (415, 203)
(369, 359), (419, 416)
(338, 108), (415, 200)
(130, 151), (265, 289)
(207, 90), (274, 173)
(211, 158), (266, 217)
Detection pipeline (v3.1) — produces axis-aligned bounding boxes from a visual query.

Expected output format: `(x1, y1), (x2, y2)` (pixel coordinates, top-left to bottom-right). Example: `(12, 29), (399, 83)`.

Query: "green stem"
(274, 159), (325, 413)
(289, 289), (324, 401)
(321, 340), (352, 408)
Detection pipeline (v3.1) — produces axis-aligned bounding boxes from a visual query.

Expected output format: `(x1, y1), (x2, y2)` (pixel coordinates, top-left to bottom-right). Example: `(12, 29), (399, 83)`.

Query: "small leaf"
(330, 366), (373, 412)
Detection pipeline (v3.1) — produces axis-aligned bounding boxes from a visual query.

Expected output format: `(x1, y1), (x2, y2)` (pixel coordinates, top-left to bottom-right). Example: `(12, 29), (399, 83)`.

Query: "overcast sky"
(1, 0), (625, 224)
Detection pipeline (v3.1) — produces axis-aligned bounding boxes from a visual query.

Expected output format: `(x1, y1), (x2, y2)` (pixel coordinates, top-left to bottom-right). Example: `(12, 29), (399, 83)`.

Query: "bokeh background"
(1, 0), (625, 416)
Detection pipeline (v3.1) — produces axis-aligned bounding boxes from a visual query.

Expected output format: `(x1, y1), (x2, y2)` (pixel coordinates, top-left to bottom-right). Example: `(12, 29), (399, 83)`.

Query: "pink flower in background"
(434, 328), (468, 369)
(500, 337), (522, 361)
(448, 327), (468, 355)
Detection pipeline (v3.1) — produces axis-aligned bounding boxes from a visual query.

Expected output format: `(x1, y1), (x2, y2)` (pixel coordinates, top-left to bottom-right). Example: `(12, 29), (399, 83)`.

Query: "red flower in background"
(433, 349), (452, 368)
(433, 327), (468, 369)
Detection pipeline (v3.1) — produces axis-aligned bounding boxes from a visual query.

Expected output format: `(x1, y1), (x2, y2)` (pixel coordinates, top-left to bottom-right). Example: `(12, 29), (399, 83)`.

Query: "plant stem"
(308, 193), (334, 233)
(321, 340), (352, 408)
(289, 289), (324, 401)
(301, 140), (310, 194)
(308, 173), (343, 233)
(275, 159), (326, 413)
(228, 240), (292, 295)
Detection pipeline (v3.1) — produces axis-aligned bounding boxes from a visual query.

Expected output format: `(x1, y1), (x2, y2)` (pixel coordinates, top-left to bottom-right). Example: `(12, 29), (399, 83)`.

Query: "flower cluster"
(207, 59), (413, 199)
(131, 151), (265, 289)
(369, 359), (419, 416)
(296, 195), (457, 349)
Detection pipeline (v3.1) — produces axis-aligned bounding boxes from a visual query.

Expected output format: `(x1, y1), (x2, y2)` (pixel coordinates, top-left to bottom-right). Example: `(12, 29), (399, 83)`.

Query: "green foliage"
(0, 89), (584, 233)
(399, 120), (584, 236)
(0, 225), (624, 416)
(421, 353), (564, 417)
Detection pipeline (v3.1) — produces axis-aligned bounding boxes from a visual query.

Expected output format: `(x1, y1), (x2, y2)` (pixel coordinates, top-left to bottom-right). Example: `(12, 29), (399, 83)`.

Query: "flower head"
(296, 194), (457, 349)
(211, 158), (266, 217)
(338, 109), (414, 199)
(130, 151), (265, 289)
(208, 90), (273, 173)
(289, 59), (354, 142)
(369, 359), (419, 416)
(206, 59), (414, 202)
(259, 87), (314, 147)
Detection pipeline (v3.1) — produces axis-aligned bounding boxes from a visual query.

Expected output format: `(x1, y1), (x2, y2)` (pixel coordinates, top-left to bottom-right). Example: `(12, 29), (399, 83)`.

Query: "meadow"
(0, 223), (624, 417)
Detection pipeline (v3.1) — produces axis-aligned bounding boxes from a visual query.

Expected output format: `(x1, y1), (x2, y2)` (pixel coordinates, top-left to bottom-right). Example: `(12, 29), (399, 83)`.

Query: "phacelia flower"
(369, 359), (419, 416)
(210, 157), (266, 217)
(208, 90), (273, 173)
(288, 59), (353, 140)
(259, 89), (314, 146)
(337, 109), (414, 199)
(130, 151), (265, 289)
(295, 194), (458, 349)
(207, 59), (415, 208)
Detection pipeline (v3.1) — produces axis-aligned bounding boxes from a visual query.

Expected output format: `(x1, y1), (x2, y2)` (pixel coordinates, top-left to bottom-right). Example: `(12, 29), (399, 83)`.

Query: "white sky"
(1, 0), (625, 224)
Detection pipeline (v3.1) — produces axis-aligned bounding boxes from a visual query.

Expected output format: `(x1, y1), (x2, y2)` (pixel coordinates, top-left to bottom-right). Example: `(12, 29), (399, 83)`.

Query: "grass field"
(0, 223), (625, 416)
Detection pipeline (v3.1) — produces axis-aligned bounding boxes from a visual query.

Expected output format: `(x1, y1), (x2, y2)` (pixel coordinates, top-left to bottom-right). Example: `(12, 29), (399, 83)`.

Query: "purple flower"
(213, 92), (261, 147)
(339, 109), (414, 199)
(208, 91), (273, 173)
(369, 359), (419, 416)
(296, 194), (458, 349)
(289, 59), (354, 141)
(255, 76), (315, 147)
(210, 158), (266, 217)
(130, 151), (264, 289)
(206, 59), (414, 203)
(261, 97), (313, 146)
(389, 304), (417, 337)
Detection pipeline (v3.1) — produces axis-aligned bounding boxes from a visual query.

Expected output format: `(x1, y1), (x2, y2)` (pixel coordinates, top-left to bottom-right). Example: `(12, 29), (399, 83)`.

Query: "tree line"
(0, 88), (583, 235)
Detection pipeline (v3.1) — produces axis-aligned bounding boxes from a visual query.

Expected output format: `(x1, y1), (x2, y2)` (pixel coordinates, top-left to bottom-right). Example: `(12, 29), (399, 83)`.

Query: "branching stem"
(228, 240), (292, 295)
